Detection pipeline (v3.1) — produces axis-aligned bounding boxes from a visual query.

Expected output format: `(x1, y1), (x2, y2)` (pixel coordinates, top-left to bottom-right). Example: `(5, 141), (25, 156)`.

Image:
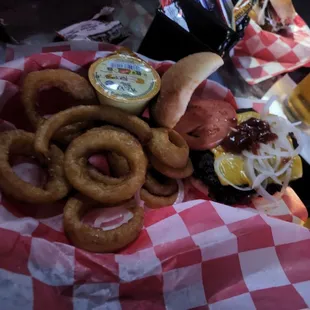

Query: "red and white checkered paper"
(232, 14), (310, 85)
(0, 46), (310, 309)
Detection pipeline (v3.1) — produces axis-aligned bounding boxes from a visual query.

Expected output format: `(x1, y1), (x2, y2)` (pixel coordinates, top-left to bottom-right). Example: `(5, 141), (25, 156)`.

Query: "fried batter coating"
(149, 154), (193, 179)
(64, 196), (143, 252)
(140, 188), (178, 209)
(147, 128), (189, 168)
(35, 105), (152, 156)
(144, 169), (178, 196)
(22, 69), (97, 143)
(0, 130), (70, 203)
(64, 128), (148, 204)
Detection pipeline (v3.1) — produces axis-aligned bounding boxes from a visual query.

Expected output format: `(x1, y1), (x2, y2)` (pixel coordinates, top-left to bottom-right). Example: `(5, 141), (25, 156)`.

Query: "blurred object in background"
(287, 73), (310, 126)
(249, 0), (296, 33)
(56, 7), (131, 45)
(138, 0), (256, 62)
(232, 0), (310, 85)
(0, 18), (18, 44)
(113, 1), (154, 51)
(0, 0), (156, 51)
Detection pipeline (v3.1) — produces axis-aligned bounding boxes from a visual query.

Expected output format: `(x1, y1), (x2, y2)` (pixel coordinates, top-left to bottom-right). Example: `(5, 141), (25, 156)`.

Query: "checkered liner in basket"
(0, 46), (309, 309)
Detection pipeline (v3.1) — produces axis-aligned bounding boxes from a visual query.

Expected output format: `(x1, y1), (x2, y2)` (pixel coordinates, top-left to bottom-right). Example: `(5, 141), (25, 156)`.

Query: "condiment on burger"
(221, 117), (278, 154)
(89, 49), (161, 115)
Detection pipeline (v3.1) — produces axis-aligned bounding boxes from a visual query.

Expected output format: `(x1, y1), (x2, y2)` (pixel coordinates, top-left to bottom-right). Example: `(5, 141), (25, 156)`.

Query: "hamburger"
(151, 52), (303, 205)
(189, 108), (303, 205)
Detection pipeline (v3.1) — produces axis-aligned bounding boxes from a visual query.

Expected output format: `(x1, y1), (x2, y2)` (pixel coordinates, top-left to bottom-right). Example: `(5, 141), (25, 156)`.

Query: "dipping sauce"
(88, 50), (161, 115)
(222, 118), (278, 154)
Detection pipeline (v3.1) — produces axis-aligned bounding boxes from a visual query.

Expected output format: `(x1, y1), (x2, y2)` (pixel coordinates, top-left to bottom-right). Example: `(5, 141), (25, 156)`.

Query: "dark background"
(0, 0), (308, 44)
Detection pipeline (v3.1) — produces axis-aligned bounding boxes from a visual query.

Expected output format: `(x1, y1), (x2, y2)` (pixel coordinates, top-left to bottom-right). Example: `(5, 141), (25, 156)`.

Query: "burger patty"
(190, 150), (281, 205)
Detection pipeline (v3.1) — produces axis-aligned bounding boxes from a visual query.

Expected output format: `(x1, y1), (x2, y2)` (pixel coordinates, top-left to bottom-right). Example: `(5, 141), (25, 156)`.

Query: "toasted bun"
(152, 52), (224, 129)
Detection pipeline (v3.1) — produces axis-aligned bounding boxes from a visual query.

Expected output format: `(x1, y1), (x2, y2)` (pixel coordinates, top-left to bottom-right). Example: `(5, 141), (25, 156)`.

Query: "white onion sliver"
(256, 185), (279, 203)
(254, 160), (282, 185)
(280, 167), (292, 196)
(135, 188), (145, 208)
(174, 179), (185, 205)
(272, 155), (281, 171)
(260, 144), (293, 157)
(292, 121), (302, 127)
(274, 159), (293, 177)
(245, 158), (257, 185)
(242, 150), (273, 160)
(262, 95), (277, 117)
(252, 174), (273, 189)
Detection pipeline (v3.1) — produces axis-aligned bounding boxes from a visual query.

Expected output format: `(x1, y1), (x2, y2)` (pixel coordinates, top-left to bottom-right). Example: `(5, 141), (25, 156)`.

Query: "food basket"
(0, 46), (309, 309)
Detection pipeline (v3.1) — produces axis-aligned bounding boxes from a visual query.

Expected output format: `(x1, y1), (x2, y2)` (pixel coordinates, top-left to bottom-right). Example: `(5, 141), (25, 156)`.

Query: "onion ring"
(140, 188), (178, 209)
(87, 166), (125, 185)
(0, 130), (70, 203)
(64, 128), (148, 204)
(35, 105), (152, 156)
(63, 196), (143, 252)
(144, 170), (178, 196)
(22, 69), (97, 143)
(107, 152), (130, 178)
(98, 126), (130, 178)
(147, 128), (189, 168)
(87, 152), (129, 185)
(86, 126), (130, 185)
(149, 154), (193, 179)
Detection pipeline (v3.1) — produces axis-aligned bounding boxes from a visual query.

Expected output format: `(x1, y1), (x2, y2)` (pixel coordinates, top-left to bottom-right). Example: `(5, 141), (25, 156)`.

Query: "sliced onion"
(254, 161), (282, 185)
(292, 121), (302, 127)
(256, 185), (279, 203)
(175, 180), (185, 204)
(244, 158), (257, 185)
(242, 150), (273, 160)
(252, 174), (273, 189)
(214, 114), (303, 202)
(280, 167), (292, 195)
(262, 96), (277, 117)
(214, 155), (252, 191)
(274, 159), (293, 177)
(259, 144), (293, 157)
(135, 188), (144, 208)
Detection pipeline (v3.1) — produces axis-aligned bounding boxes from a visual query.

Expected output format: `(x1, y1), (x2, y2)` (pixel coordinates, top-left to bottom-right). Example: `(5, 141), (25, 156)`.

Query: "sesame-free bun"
(152, 52), (224, 129)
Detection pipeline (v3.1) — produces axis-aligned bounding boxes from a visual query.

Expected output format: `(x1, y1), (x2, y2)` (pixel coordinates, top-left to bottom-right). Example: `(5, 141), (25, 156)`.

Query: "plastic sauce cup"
(88, 50), (161, 115)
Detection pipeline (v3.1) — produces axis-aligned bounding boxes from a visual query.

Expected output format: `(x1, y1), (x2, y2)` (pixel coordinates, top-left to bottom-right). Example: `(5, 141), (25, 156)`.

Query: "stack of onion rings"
(0, 67), (193, 253)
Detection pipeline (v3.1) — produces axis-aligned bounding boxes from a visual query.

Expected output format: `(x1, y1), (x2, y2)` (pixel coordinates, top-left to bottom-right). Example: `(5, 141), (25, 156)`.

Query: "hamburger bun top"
(152, 52), (224, 129)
